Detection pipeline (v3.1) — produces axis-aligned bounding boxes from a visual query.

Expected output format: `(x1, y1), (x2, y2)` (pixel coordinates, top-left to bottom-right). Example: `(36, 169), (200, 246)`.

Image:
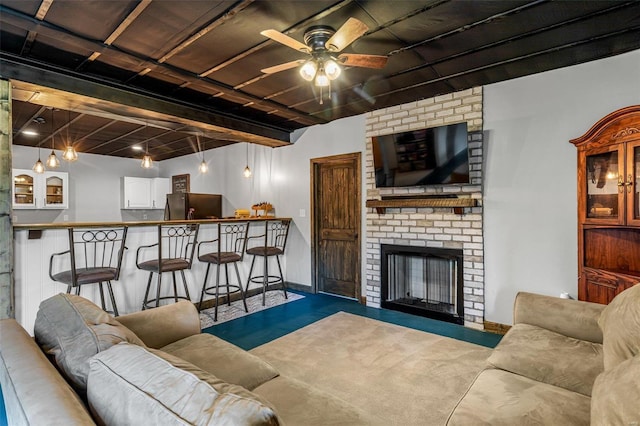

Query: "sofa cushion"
(253, 375), (378, 425)
(33, 293), (145, 392)
(487, 323), (603, 396)
(87, 343), (279, 425)
(446, 368), (591, 426)
(591, 354), (640, 425)
(161, 333), (279, 391)
(598, 283), (640, 370)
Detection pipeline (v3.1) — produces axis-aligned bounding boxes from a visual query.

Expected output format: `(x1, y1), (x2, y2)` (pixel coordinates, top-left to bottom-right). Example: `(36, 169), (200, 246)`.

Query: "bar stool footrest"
(143, 295), (191, 310)
(248, 275), (284, 285)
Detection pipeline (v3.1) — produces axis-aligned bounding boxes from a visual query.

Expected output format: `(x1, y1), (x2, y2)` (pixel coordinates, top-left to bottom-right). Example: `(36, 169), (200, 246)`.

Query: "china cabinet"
(570, 106), (640, 304)
(12, 169), (69, 209)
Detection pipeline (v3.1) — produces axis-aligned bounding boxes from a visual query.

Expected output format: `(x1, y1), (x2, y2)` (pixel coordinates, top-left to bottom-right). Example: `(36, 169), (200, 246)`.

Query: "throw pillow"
(597, 283), (640, 370)
(591, 354), (640, 424)
(87, 343), (280, 425)
(34, 293), (145, 392)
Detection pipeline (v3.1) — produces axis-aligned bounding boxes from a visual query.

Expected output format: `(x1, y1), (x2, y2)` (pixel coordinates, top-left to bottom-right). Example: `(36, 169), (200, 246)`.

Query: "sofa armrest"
(117, 301), (201, 349)
(0, 319), (96, 425)
(513, 292), (605, 343)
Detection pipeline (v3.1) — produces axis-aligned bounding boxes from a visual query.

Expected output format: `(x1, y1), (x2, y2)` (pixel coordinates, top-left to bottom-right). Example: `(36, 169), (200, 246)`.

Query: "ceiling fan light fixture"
(324, 59), (341, 80)
(299, 60), (317, 81)
(315, 69), (330, 87)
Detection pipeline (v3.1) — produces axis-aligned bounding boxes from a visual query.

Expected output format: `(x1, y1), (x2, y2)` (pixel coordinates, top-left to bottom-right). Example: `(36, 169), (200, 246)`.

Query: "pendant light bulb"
(199, 159), (208, 173)
(243, 165), (252, 178)
(33, 149), (45, 174)
(46, 150), (60, 168)
(141, 154), (153, 169)
(62, 145), (78, 162)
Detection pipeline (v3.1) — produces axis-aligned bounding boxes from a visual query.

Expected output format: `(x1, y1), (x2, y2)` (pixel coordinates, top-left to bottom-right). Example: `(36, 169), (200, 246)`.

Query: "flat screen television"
(372, 122), (469, 188)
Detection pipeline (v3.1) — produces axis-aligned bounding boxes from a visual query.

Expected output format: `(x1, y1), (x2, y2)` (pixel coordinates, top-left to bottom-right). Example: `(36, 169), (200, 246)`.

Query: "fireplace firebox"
(380, 244), (464, 324)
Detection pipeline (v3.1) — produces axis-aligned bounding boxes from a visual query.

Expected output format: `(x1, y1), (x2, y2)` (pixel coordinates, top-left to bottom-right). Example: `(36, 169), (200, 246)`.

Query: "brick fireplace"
(364, 87), (485, 329)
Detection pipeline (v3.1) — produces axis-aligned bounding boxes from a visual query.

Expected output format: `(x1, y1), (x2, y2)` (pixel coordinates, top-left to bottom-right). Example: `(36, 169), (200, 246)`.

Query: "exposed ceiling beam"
(20, 0), (54, 55)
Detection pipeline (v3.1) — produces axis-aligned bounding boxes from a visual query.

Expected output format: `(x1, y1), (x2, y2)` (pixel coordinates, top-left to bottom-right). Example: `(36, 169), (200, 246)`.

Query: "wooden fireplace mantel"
(366, 197), (478, 214)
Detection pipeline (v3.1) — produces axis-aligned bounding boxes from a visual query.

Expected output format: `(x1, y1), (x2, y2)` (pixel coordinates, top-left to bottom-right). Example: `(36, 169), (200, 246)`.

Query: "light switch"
(299, 209), (306, 217)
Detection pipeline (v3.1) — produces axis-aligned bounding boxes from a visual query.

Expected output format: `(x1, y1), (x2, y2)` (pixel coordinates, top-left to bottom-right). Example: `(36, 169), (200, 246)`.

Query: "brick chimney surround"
(364, 87), (484, 329)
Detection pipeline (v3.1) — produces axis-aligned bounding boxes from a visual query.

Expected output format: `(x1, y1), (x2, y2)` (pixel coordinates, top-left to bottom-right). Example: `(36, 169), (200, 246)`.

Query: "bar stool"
(49, 227), (128, 316)
(245, 219), (291, 306)
(136, 224), (199, 310)
(197, 222), (250, 321)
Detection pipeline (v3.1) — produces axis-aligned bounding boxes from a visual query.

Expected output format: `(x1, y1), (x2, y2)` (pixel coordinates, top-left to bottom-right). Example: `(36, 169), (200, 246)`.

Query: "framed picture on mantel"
(172, 174), (190, 193)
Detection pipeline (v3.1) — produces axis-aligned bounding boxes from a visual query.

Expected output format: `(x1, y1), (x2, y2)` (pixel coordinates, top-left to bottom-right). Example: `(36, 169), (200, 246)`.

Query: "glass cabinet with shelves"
(570, 106), (640, 304)
(12, 169), (69, 209)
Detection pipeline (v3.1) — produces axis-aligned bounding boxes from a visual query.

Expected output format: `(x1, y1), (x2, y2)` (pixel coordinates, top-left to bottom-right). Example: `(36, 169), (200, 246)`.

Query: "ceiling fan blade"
(338, 53), (388, 69)
(261, 29), (310, 53)
(325, 17), (369, 52)
(261, 59), (305, 74)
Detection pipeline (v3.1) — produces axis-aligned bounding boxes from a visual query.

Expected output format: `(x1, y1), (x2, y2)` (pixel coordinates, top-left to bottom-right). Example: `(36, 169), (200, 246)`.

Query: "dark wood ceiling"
(1, 0), (639, 160)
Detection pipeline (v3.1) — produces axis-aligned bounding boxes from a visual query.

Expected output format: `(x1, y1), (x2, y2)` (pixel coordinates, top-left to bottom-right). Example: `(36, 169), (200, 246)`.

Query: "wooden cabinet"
(12, 169), (69, 209)
(570, 106), (640, 304)
(122, 177), (170, 209)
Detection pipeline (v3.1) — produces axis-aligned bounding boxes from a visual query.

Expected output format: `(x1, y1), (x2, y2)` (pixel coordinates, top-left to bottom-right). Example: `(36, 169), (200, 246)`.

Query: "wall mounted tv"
(372, 122), (469, 188)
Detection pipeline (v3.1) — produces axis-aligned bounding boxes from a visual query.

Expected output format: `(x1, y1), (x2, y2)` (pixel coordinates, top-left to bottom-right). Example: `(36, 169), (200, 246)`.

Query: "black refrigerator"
(164, 193), (222, 220)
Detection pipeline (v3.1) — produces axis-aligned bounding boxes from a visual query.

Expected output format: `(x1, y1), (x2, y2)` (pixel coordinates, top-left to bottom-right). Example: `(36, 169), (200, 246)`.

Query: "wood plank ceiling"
(1, 0), (639, 160)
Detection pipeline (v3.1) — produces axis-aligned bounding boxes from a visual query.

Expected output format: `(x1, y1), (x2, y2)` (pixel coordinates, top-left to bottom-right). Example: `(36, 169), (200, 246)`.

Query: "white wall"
(161, 114), (367, 289)
(11, 145), (163, 223)
(483, 49), (640, 324)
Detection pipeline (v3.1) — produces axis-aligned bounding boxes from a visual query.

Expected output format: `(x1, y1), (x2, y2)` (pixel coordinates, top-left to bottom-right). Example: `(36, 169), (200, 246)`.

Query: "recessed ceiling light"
(132, 145), (143, 151)
(22, 130), (39, 136)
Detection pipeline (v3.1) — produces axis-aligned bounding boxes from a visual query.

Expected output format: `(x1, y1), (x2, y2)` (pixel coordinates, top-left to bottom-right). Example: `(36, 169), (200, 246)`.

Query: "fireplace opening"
(381, 244), (464, 325)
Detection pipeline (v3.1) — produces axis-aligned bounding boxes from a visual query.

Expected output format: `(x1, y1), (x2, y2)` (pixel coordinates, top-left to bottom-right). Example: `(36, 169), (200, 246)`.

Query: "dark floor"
(203, 289), (502, 350)
(0, 290), (501, 426)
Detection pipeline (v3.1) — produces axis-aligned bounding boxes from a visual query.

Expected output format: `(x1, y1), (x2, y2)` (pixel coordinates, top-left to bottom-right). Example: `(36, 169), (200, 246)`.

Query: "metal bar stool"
(49, 227), (128, 316)
(245, 219), (291, 306)
(136, 224), (199, 310)
(197, 222), (250, 321)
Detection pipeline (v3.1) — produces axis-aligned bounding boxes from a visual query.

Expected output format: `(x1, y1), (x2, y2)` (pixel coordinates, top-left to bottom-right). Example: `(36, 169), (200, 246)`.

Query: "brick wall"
(364, 87), (485, 329)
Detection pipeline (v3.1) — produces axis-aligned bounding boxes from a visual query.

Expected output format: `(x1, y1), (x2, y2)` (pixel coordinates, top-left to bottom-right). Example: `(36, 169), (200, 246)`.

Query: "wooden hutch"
(570, 105), (640, 304)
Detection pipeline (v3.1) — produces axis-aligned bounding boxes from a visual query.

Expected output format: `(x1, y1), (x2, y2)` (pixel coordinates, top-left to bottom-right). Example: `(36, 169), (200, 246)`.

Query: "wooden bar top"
(13, 216), (291, 231)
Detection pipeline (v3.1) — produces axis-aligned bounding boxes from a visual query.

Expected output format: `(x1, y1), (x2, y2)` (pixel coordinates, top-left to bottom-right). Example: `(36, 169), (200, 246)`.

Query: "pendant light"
(243, 143), (252, 178)
(46, 108), (60, 168)
(198, 134), (208, 173)
(141, 123), (153, 169)
(33, 148), (45, 174)
(62, 110), (78, 162)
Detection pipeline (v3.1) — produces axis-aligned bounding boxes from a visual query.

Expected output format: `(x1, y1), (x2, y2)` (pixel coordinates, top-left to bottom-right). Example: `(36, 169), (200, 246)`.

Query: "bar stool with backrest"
(245, 219), (291, 306)
(136, 223), (199, 310)
(49, 226), (128, 316)
(197, 221), (250, 321)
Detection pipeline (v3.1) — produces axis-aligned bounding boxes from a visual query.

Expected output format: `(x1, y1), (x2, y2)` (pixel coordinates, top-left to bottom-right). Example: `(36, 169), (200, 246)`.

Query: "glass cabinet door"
(13, 173), (35, 207)
(628, 140), (640, 226)
(585, 148), (623, 223)
(45, 175), (64, 207)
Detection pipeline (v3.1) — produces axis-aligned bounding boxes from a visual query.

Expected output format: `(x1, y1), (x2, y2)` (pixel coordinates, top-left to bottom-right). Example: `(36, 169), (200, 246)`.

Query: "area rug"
(199, 291), (304, 328)
(250, 312), (491, 425)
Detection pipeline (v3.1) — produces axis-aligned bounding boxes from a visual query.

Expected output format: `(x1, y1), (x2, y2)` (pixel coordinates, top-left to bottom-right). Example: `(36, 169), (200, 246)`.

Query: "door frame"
(310, 152), (362, 300)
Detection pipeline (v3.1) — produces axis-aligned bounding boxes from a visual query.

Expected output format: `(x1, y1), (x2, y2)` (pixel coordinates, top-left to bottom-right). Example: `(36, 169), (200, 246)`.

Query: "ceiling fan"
(261, 18), (388, 102)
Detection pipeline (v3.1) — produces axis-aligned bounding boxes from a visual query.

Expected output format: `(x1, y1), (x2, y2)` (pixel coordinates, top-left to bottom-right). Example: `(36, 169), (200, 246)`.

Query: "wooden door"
(311, 153), (361, 300)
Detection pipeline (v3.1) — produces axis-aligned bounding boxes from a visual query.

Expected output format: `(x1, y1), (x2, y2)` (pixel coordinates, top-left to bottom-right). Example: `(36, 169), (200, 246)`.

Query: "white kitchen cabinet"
(12, 169), (69, 209)
(151, 177), (171, 209)
(122, 176), (170, 209)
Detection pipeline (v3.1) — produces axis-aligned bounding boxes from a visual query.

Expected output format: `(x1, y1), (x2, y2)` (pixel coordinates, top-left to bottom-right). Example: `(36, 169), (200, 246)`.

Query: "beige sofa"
(0, 293), (376, 425)
(448, 285), (640, 425)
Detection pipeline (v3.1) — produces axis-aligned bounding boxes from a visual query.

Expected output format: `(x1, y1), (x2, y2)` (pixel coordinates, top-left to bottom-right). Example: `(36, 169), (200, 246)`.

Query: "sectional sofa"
(1, 285), (639, 425)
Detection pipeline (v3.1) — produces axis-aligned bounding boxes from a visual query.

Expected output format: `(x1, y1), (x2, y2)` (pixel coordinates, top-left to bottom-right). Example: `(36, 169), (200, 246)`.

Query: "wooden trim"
(366, 197), (477, 214)
(310, 152), (362, 300)
(483, 320), (511, 335)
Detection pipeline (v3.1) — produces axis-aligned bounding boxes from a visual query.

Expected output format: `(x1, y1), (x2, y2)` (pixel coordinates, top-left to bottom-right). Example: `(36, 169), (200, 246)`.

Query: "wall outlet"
(143, 214), (148, 220)
(63, 215), (68, 221)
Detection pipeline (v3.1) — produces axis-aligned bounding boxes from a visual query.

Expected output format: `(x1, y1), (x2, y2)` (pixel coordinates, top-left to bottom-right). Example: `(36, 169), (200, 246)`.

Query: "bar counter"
(13, 217), (292, 334)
